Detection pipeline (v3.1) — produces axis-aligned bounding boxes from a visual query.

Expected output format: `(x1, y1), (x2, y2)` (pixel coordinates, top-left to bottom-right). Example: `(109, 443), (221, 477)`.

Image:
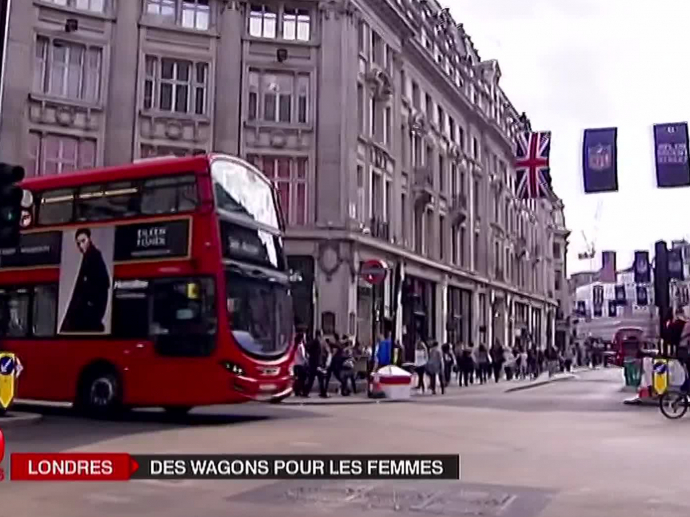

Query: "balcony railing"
(369, 217), (390, 241)
(413, 165), (433, 206)
(450, 193), (467, 225)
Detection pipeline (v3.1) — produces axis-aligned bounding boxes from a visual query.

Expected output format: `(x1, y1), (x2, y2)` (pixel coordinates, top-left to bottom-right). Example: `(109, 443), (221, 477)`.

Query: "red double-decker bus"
(0, 154), (294, 415)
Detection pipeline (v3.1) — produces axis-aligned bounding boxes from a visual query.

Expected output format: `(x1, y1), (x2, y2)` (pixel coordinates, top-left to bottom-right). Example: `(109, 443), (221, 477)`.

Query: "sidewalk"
(0, 411), (43, 428)
(283, 371), (578, 406)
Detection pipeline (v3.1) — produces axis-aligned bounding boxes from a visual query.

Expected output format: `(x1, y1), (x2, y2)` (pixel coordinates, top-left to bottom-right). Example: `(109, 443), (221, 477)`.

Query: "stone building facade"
(0, 0), (569, 356)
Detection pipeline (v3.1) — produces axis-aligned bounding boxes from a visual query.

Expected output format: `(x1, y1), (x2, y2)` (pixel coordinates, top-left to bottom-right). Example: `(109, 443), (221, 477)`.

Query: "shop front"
(402, 275), (436, 361)
(287, 255), (315, 336)
(447, 286), (472, 347)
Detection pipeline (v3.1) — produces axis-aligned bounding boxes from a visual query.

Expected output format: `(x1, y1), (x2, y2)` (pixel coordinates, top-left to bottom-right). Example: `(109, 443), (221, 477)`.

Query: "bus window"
(76, 182), (140, 222)
(32, 285), (58, 337)
(0, 288), (30, 338)
(141, 175), (197, 215)
(150, 277), (217, 357)
(38, 188), (74, 225)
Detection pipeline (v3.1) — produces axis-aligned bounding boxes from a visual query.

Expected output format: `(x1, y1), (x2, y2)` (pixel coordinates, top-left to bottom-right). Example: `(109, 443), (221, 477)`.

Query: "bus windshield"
(225, 269), (292, 358)
(211, 157), (280, 230)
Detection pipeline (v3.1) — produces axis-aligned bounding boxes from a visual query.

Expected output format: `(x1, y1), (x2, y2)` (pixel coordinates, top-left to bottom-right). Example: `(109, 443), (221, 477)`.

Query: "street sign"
(0, 352), (21, 411)
(360, 259), (388, 285)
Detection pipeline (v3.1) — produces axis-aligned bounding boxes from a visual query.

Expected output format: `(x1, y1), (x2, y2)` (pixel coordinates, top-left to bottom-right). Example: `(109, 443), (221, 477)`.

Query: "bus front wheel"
(76, 366), (123, 417)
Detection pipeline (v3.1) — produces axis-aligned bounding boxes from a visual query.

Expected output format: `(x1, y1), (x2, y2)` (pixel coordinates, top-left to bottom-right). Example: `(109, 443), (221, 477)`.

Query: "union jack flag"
(514, 131), (553, 199)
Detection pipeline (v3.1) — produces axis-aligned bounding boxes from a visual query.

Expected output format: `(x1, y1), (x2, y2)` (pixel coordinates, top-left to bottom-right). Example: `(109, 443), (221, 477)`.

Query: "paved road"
(0, 368), (683, 517)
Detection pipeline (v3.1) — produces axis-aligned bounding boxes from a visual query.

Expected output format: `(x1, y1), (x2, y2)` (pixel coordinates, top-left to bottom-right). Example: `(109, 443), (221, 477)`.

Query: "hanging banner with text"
(654, 122), (690, 188)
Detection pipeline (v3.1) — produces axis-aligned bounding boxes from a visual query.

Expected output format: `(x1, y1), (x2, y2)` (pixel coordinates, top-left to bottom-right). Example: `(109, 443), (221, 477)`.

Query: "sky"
(448, 0), (690, 276)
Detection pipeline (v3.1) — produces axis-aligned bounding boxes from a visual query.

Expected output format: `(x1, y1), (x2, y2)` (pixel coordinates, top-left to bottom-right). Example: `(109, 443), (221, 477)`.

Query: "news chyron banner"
(8, 454), (461, 482)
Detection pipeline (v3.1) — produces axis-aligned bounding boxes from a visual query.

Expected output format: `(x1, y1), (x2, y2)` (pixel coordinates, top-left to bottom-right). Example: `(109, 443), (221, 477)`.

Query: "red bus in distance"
(0, 154), (294, 415)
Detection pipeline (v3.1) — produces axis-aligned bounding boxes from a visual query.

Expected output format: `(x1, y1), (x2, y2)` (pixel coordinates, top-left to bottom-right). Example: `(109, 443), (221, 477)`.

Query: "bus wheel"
(163, 406), (192, 416)
(77, 366), (123, 417)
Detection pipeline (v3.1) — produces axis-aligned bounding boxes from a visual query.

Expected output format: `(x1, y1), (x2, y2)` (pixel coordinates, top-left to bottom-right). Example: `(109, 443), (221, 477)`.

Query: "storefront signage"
(0, 231), (62, 268)
(114, 219), (190, 262)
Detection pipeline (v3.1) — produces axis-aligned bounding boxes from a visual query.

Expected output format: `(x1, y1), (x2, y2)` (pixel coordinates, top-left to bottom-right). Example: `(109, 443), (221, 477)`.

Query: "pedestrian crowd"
(291, 329), (590, 399)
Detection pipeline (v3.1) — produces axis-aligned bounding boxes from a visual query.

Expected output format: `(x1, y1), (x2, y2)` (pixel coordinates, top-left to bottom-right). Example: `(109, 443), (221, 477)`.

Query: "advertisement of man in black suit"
(58, 227), (114, 334)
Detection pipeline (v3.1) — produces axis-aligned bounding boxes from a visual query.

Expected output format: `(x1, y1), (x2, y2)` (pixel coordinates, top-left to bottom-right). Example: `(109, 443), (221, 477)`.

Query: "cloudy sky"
(448, 0), (690, 275)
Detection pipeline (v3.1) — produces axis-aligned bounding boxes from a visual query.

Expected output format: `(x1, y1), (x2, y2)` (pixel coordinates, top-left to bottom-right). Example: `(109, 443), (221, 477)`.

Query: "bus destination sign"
(114, 220), (190, 262)
(0, 231), (62, 268)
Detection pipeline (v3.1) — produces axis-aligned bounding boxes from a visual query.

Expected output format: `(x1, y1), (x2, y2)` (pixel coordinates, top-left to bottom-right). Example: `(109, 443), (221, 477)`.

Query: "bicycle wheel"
(659, 391), (689, 419)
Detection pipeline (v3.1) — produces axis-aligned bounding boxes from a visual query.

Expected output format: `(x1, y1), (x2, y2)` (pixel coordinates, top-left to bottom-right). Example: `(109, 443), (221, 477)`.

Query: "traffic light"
(0, 163), (25, 248)
(654, 240), (670, 310)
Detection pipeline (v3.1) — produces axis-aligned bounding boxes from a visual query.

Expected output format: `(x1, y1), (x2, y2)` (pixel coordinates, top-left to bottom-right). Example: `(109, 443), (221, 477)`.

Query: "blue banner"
(583, 128), (618, 193)
(654, 122), (690, 188)
(668, 248), (684, 280)
(633, 251), (651, 284)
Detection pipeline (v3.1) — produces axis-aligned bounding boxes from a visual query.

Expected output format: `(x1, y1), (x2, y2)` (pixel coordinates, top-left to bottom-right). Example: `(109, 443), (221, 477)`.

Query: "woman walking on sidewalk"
(459, 346), (474, 387)
(442, 343), (456, 387)
(426, 341), (444, 395)
(414, 341), (429, 392)
(476, 345), (489, 384)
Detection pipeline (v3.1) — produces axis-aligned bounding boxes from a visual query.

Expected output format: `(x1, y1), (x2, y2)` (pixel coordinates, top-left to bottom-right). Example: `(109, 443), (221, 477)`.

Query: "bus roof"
(20, 154), (211, 190)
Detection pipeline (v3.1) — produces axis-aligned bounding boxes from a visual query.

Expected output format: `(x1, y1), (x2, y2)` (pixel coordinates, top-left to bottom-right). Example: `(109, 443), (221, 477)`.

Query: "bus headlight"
(219, 361), (245, 376)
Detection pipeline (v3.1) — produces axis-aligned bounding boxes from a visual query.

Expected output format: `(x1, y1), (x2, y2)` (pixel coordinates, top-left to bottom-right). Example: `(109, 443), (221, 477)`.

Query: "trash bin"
(374, 365), (413, 400)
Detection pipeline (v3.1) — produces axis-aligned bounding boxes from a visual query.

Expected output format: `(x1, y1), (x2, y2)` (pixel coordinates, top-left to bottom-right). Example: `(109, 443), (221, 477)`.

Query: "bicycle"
(659, 362), (690, 419)
(659, 388), (689, 419)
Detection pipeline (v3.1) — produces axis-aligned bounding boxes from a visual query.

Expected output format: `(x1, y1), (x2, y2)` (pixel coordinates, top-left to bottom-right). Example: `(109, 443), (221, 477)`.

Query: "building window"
(29, 132), (96, 176)
(414, 209), (423, 254)
(553, 241), (561, 259)
(143, 56), (208, 115)
(460, 226), (466, 267)
(438, 154), (445, 193)
(356, 165), (366, 222)
(358, 20), (367, 53)
(246, 155), (308, 226)
(473, 231), (480, 271)
(248, 71), (309, 124)
(401, 192), (407, 245)
(249, 4), (277, 38)
(146, 0), (211, 30)
(473, 179), (480, 217)
(282, 7), (310, 40)
(383, 107), (392, 147)
(412, 82), (420, 110)
(472, 136), (479, 160)
(439, 214), (446, 261)
(140, 144), (206, 158)
(249, 4), (310, 41)
(33, 37), (102, 103)
(44, 0), (105, 13)
(357, 83), (365, 134)
(451, 225), (458, 265)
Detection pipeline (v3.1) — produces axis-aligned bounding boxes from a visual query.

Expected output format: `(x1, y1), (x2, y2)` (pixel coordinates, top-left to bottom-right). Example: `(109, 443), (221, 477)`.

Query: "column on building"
(311, 5), (359, 340)
(214, 2), (245, 155)
(105, 0), (140, 164)
(0, 0), (34, 164)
